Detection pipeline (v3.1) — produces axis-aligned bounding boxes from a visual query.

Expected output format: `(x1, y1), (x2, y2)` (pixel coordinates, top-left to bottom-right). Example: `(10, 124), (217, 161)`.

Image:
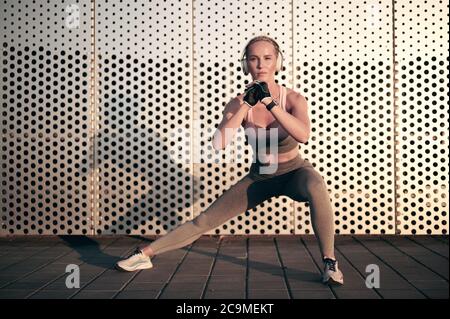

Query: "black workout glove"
(254, 81), (272, 105)
(243, 83), (262, 107)
(255, 81), (278, 111)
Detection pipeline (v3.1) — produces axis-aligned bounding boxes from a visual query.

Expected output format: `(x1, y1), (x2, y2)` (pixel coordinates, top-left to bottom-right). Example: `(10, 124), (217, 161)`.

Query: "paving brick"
(0, 235), (447, 299)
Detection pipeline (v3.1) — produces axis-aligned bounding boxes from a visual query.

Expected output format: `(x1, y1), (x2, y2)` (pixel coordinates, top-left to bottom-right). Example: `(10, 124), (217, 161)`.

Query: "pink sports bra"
(243, 85), (299, 157)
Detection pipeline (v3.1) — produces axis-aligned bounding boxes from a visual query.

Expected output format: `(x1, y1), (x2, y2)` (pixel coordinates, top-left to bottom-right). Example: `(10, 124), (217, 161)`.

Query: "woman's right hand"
(243, 83), (262, 107)
(244, 80), (262, 91)
(243, 86), (260, 107)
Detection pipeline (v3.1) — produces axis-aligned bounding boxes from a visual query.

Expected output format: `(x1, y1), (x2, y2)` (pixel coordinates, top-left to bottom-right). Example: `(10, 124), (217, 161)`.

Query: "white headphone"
(240, 38), (284, 75)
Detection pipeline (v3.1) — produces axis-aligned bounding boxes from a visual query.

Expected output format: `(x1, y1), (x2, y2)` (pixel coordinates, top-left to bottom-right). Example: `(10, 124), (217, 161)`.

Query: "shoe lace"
(324, 258), (337, 272)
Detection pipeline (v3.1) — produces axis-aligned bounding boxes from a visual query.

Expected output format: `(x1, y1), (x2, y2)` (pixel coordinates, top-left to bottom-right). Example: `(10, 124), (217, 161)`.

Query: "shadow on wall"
(79, 92), (203, 235)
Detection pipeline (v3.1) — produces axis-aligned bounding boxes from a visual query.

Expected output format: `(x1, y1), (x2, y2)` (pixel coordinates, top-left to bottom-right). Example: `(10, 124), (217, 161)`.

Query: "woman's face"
(246, 41), (278, 81)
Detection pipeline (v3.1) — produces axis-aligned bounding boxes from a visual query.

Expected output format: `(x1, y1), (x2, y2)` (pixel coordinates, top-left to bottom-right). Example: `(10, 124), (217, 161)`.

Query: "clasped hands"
(242, 80), (277, 110)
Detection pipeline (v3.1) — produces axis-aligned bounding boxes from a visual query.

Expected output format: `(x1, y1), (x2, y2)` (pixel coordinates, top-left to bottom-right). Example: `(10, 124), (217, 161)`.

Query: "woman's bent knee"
(302, 171), (328, 197)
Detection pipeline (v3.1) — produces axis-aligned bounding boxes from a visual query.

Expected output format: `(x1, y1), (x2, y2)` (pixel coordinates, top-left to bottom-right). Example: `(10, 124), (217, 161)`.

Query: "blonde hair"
(244, 35), (281, 59)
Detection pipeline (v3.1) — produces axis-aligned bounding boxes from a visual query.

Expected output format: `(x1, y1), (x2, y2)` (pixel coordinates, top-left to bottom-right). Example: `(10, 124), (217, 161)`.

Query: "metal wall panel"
(193, 0), (295, 235)
(394, 0), (449, 234)
(93, 0), (194, 235)
(294, 1), (397, 234)
(1, 0), (92, 235)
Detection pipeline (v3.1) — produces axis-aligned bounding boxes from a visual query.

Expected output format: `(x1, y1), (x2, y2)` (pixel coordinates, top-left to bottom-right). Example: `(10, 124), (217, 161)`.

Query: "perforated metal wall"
(293, 1), (397, 235)
(1, 0), (92, 235)
(394, 0), (449, 234)
(1, 1), (448, 236)
(93, 0), (195, 235)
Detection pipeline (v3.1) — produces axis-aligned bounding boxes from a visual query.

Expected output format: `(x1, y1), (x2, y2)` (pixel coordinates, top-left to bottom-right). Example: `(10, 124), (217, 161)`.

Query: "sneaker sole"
(115, 263), (153, 272)
(323, 277), (344, 286)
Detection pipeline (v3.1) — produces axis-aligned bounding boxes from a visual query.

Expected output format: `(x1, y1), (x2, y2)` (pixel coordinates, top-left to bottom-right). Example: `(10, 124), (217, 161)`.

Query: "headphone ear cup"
(241, 56), (248, 75)
(276, 51), (282, 72)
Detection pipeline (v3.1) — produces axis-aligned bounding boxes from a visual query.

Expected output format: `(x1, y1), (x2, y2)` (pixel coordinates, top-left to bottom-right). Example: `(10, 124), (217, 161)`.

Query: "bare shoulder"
(285, 88), (308, 112)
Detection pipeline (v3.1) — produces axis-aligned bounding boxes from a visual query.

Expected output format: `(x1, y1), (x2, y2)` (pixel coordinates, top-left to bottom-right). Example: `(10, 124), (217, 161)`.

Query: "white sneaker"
(322, 257), (344, 285)
(115, 248), (153, 272)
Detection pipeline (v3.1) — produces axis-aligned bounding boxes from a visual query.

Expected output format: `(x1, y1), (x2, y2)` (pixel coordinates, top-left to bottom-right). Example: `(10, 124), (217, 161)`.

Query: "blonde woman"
(116, 35), (344, 286)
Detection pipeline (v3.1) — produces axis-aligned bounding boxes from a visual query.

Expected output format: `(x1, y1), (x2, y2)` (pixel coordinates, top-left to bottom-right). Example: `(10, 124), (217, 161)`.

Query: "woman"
(116, 35), (344, 285)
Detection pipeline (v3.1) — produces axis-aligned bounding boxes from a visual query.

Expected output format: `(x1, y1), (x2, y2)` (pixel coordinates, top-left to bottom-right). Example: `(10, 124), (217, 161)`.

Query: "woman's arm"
(264, 92), (311, 144)
(212, 96), (250, 150)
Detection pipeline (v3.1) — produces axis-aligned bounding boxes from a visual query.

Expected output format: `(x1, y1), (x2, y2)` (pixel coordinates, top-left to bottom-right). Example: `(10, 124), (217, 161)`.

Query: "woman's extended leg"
(141, 174), (282, 256)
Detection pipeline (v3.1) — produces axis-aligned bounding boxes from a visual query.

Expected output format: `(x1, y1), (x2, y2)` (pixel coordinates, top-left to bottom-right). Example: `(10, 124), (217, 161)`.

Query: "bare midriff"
(256, 134), (299, 164)
(274, 147), (299, 163)
(242, 124), (300, 164)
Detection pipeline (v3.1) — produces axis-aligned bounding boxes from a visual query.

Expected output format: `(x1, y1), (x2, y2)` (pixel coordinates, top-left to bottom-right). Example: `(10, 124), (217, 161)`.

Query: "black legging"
(148, 154), (335, 258)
